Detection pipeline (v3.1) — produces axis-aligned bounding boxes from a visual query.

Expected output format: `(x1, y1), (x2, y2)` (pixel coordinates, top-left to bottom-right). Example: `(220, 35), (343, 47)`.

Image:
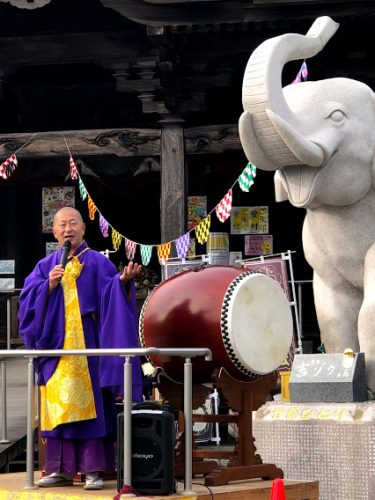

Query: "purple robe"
(18, 241), (142, 440)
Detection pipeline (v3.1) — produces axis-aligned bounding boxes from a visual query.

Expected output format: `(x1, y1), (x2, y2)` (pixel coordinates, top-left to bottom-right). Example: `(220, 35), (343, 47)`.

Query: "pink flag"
(215, 189), (232, 223)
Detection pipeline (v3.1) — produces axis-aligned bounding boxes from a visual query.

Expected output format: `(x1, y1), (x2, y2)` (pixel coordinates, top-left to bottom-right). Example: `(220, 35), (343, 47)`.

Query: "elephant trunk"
(240, 16), (339, 171)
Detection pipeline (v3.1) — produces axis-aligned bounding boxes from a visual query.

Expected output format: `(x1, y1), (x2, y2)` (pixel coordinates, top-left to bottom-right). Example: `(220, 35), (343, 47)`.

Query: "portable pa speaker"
(117, 403), (176, 495)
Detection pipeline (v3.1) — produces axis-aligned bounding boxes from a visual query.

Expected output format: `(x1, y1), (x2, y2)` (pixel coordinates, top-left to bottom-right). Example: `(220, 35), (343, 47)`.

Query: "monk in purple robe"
(18, 207), (143, 490)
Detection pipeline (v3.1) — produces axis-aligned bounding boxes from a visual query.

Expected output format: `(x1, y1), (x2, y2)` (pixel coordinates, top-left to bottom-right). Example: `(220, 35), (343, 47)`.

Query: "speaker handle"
(133, 401), (171, 412)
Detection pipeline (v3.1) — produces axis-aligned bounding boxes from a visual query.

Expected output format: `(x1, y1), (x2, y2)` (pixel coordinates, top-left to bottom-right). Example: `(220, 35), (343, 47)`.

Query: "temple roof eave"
(99, 0), (375, 27)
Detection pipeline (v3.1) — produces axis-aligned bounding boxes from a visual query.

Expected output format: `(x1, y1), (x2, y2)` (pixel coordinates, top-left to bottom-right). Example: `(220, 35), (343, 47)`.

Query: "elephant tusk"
(266, 109), (325, 167)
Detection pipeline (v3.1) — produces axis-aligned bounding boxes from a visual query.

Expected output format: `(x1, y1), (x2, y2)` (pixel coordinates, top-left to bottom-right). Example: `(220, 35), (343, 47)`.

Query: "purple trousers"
(44, 437), (116, 476)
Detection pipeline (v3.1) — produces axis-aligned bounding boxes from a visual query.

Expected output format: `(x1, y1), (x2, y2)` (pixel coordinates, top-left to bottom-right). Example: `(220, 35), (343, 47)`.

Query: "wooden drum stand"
(156, 368), (283, 486)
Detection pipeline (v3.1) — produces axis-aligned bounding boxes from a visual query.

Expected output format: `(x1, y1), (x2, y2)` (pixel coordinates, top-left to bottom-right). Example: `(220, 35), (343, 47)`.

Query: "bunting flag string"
(1, 132), (259, 264)
(73, 159), (256, 263)
(0, 132), (37, 181)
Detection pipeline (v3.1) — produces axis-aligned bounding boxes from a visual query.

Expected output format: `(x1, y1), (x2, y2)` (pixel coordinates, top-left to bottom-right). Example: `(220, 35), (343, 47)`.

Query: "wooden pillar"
(160, 117), (186, 247)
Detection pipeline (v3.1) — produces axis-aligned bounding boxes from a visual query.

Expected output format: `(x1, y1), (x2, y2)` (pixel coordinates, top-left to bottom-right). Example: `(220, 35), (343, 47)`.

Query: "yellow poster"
(231, 206), (269, 235)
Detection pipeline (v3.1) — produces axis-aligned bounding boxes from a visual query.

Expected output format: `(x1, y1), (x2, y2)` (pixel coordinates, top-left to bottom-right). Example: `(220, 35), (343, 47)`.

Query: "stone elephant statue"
(239, 16), (375, 393)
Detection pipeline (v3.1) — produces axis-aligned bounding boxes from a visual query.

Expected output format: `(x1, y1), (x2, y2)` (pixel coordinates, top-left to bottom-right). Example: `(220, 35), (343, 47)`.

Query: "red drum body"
(139, 266), (293, 383)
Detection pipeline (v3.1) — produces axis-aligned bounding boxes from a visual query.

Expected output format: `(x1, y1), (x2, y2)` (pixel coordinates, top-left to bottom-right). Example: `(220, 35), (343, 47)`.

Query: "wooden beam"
(0, 124), (243, 159)
(184, 124), (241, 154)
(0, 128), (161, 159)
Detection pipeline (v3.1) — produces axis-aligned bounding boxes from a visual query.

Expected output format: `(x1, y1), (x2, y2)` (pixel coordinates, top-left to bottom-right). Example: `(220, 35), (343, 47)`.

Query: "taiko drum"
(139, 265), (293, 383)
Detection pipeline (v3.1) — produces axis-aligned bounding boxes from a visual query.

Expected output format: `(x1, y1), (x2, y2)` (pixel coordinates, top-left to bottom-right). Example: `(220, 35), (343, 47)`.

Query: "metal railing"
(0, 288), (22, 446)
(0, 289), (22, 350)
(0, 347), (212, 495)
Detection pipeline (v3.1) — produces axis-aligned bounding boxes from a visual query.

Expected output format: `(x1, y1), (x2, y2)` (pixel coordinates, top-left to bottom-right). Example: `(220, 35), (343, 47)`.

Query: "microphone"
(60, 240), (72, 269)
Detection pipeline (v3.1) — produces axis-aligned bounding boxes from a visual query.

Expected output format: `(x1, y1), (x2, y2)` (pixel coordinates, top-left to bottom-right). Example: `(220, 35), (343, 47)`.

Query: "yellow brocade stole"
(40, 248), (97, 431)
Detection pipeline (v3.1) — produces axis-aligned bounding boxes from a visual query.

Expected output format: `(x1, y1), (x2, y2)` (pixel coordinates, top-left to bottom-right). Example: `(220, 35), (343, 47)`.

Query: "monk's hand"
(49, 264), (65, 293)
(119, 261), (142, 284)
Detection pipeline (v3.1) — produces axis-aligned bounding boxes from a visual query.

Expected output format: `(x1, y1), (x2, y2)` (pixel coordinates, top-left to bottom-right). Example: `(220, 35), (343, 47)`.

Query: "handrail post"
(298, 282), (303, 341)
(0, 297), (12, 444)
(123, 356), (133, 490)
(182, 357), (196, 496)
(6, 297), (11, 350)
(0, 359), (9, 443)
(24, 356), (38, 490)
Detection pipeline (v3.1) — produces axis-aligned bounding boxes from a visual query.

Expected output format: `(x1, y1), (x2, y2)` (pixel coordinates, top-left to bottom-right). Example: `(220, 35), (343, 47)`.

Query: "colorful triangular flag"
(292, 60), (308, 84)
(125, 238), (137, 261)
(0, 154), (18, 180)
(140, 244), (153, 266)
(87, 195), (97, 220)
(99, 213), (109, 237)
(238, 163), (256, 192)
(175, 232), (190, 259)
(69, 156), (78, 180)
(112, 228), (122, 251)
(195, 215), (211, 244)
(157, 242), (171, 263)
(215, 189), (232, 223)
(78, 176), (88, 200)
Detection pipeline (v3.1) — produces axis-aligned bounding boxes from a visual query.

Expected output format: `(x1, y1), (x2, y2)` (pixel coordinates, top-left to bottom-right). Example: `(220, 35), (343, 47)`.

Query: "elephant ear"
(274, 170), (289, 202)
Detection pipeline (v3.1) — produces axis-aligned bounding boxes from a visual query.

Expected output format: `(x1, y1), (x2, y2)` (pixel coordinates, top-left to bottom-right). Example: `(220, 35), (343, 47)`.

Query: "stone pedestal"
(289, 353), (367, 403)
(253, 401), (375, 500)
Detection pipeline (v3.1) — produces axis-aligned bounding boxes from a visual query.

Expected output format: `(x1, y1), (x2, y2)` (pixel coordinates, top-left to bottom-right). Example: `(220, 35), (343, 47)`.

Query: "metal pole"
(285, 250), (302, 354)
(298, 282), (303, 342)
(211, 389), (221, 445)
(0, 359), (9, 443)
(182, 357), (196, 496)
(0, 297), (12, 443)
(24, 356), (38, 490)
(6, 297), (11, 350)
(123, 356), (133, 489)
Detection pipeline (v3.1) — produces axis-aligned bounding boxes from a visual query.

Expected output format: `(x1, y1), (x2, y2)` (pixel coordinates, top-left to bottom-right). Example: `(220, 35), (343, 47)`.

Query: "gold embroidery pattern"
(40, 250), (96, 431)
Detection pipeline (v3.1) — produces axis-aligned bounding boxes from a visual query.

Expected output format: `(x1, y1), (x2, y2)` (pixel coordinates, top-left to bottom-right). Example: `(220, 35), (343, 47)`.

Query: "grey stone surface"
(239, 15), (375, 393)
(253, 401), (375, 500)
(289, 353), (367, 403)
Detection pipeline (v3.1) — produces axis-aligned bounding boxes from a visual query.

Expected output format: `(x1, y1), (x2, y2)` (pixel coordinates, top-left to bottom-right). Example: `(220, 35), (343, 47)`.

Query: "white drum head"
(221, 272), (293, 376)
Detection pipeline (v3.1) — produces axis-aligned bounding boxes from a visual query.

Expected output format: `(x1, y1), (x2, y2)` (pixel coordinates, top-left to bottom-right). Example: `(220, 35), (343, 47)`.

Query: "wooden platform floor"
(0, 472), (319, 500)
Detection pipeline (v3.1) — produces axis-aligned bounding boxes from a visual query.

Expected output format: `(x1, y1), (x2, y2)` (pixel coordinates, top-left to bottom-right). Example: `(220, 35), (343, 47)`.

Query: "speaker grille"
(117, 409), (176, 495)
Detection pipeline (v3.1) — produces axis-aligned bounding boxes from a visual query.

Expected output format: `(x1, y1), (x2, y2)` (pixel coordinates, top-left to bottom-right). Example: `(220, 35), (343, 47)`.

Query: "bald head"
(52, 207), (85, 252)
(53, 207), (83, 226)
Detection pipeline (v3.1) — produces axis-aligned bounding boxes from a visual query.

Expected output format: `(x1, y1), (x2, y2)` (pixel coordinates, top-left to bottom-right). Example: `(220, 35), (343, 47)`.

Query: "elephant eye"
(328, 109), (346, 123)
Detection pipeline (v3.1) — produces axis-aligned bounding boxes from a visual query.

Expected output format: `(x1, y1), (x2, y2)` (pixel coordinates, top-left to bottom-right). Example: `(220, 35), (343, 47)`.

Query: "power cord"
(192, 482), (214, 499)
